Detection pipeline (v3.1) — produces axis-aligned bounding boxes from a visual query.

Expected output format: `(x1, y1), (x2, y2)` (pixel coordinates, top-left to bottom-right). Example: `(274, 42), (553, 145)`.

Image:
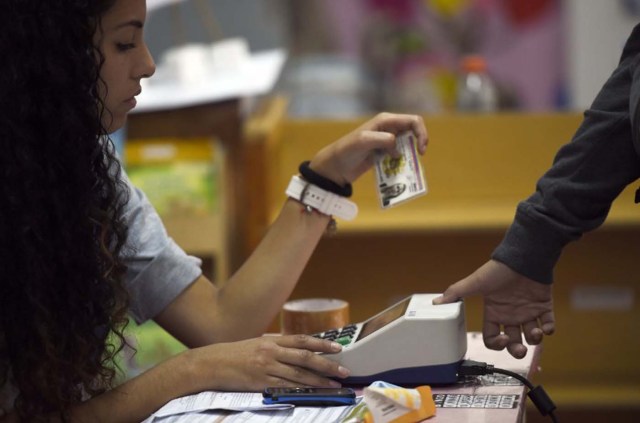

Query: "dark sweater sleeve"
(492, 28), (640, 284)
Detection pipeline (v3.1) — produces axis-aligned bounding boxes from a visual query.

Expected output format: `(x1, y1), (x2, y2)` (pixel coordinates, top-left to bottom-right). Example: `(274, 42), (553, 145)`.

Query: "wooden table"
(142, 331), (541, 422)
(428, 331), (541, 423)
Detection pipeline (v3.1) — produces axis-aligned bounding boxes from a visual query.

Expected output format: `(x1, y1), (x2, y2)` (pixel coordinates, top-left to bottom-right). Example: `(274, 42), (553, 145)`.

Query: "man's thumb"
(432, 277), (477, 305)
(432, 289), (458, 305)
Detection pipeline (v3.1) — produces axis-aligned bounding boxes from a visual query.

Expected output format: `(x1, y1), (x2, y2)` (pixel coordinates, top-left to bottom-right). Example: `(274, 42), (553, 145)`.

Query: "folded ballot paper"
(142, 390), (357, 422)
(142, 391), (292, 422)
(340, 381), (436, 423)
(143, 382), (435, 423)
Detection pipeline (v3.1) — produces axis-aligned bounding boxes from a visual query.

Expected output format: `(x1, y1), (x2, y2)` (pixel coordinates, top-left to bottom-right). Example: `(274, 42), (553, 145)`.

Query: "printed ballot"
(374, 132), (427, 208)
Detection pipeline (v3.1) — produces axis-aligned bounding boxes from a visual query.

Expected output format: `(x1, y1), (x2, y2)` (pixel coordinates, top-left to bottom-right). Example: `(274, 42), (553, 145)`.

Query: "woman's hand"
(190, 335), (350, 392)
(309, 113), (428, 186)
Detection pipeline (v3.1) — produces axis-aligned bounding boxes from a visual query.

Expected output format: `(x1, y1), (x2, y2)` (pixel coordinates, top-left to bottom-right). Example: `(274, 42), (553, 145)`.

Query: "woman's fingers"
(261, 335), (350, 387)
(367, 113), (428, 148)
(274, 334), (341, 352)
(275, 335), (350, 376)
(308, 113), (428, 186)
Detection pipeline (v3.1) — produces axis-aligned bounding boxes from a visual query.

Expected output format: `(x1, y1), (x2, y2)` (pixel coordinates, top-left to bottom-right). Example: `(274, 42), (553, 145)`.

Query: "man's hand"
(433, 260), (555, 358)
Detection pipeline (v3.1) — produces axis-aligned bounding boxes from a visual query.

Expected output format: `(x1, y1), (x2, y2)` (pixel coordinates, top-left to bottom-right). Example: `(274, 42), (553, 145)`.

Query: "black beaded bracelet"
(298, 161), (353, 197)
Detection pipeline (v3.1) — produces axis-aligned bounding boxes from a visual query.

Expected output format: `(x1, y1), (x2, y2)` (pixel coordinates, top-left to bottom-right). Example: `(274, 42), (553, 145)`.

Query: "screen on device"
(356, 297), (411, 341)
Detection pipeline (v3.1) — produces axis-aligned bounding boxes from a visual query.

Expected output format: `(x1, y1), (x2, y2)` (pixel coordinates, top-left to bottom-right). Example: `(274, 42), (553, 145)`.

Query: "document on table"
(142, 391), (358, 423)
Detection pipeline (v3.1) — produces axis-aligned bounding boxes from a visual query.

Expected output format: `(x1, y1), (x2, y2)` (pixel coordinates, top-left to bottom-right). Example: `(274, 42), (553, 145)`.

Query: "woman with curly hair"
(0, 0), (427, 421)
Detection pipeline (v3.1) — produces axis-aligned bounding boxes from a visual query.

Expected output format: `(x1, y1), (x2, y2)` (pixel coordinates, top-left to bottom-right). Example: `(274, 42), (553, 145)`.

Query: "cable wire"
(459, 360), (558, 423)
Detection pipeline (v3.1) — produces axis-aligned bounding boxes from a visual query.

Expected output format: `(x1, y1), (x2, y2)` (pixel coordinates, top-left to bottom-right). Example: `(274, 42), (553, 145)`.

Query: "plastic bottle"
(456, 55), (498, 112)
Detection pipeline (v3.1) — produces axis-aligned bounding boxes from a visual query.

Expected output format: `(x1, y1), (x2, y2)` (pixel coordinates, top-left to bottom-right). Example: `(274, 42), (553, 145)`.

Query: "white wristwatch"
(286, 175), (358, 221)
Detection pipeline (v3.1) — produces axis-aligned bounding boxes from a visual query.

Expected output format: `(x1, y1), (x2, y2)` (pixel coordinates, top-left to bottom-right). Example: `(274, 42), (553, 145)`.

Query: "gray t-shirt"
(0, 171), (203, 415)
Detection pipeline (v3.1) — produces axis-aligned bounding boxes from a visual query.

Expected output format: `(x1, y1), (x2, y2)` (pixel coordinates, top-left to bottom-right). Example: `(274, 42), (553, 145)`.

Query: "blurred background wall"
(145, 0), (640, 116)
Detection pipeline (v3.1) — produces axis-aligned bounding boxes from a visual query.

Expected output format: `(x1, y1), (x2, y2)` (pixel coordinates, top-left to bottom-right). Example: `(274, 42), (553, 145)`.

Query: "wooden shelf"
(261, 112), (640, 235)
(162, 214), (222, 255)
(545, 385), (640, 408)
(162, 214), (227, 284)
(270, 189), (640, 234)
(127, 98), (246, 277)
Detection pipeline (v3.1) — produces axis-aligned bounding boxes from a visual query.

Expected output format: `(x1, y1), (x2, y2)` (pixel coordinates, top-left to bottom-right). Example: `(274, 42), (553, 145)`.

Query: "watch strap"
(286, 176), (358, 221)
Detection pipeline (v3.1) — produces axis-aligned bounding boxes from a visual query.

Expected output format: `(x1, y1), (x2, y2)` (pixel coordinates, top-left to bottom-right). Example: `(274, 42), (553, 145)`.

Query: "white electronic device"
(315, 294), (466, 385)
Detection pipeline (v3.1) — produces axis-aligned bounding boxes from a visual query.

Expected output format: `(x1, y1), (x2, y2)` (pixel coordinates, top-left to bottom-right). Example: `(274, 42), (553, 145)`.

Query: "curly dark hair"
(0, 0), (132, 420)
